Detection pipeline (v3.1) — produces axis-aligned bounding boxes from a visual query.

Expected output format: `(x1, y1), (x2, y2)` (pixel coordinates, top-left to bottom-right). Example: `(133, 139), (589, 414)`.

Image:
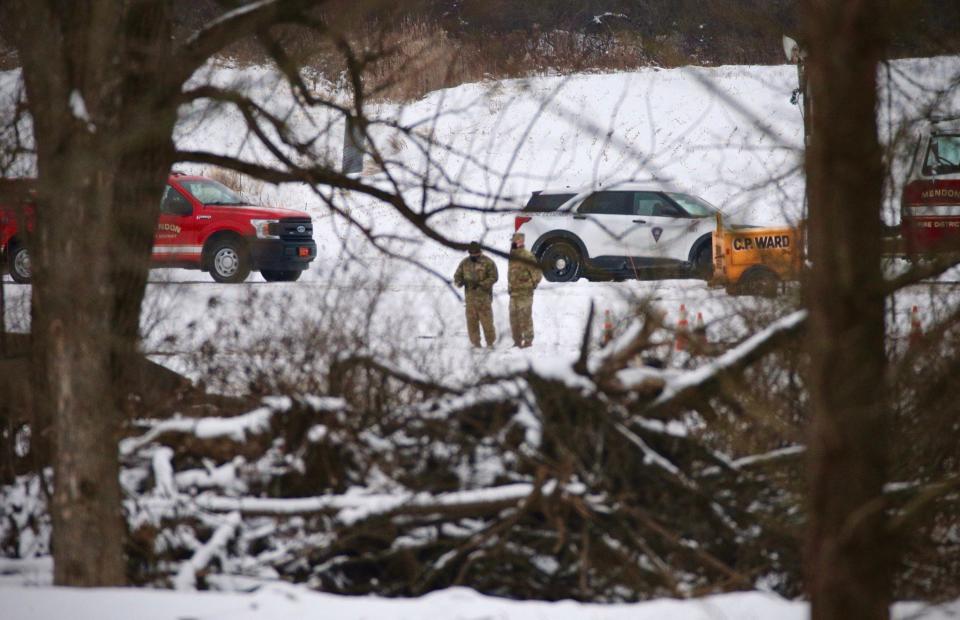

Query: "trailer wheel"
(8, 243), (31, 284)
(736, 266), (780, 297)
(693, 243), (713, 279)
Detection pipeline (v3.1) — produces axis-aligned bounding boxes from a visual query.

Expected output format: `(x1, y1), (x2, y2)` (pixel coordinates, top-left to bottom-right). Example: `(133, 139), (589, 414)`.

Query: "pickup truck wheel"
(208, 239), (251, 283)
(261, 269), (301, 282)
(8, 244), (31, 284)
(540, 241), (582, 282)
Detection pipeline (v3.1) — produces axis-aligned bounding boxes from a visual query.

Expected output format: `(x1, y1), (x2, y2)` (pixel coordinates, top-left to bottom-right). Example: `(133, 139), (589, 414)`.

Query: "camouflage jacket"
(454, 254), (499, 300)
(508, 248), (542, 296)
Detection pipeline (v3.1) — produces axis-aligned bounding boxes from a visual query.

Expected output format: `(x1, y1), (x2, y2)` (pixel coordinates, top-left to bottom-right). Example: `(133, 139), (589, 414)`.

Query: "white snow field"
(3, 56), (960, 385)
(2, 56), (960, 617)
(3, 584), (960, 620)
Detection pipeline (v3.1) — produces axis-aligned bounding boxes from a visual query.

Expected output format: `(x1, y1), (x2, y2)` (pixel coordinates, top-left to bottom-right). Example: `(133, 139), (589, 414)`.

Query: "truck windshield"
(666, 193), (719, 218)
(923, 135), (960, 176)
(180, 179), (246, 205)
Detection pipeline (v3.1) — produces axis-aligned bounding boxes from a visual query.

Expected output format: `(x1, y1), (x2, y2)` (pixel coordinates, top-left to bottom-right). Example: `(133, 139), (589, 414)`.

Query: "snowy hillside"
(178, 56), (960, 236)
(4, 58), (960, 619)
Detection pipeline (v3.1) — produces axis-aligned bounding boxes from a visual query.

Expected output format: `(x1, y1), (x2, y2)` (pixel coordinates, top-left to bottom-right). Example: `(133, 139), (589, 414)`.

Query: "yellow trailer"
(712, 213), (803, 296)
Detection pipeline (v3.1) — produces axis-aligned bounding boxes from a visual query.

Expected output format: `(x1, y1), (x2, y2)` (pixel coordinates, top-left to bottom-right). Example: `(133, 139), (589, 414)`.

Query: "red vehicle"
(1, 172), (316, 284)
(901, 118), (960, 254)
(0, 179), (34, 284)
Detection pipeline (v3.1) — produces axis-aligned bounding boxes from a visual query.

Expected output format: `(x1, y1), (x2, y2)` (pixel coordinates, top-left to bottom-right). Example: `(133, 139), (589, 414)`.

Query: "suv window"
(524, 191), (575, 212)
(578, 191), (633, 215)
(633, 192), (683, 217)
(665, 193), (717, 218)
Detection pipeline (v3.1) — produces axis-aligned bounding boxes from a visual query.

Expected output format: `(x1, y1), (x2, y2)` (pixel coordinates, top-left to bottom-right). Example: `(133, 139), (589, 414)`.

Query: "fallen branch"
(120, 396), (347, 456)
(173, 511), (241, 591)
(641, 309), (808, 418)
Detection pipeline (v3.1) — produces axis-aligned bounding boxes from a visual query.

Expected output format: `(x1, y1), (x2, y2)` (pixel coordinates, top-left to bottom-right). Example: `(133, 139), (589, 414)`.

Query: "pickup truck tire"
(261, 269), (301, 282)
(540, 240), (582, 282)
(207, 238), (251, 283)
(8, 243), (31, 284)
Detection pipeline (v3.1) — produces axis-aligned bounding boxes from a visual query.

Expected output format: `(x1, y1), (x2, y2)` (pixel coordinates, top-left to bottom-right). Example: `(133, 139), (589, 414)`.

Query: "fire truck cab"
(901, 118), (960, 254)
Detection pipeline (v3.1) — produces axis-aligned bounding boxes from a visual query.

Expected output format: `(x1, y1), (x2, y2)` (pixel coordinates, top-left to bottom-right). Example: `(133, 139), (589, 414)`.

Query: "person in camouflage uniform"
(454, 241), (499, 348)
(508, 232), (542, 347)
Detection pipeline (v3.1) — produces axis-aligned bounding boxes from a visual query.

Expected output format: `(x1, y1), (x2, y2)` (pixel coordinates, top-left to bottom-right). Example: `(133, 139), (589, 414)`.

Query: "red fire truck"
(1, 173), (316, 284)
(900, 118), (960, 254)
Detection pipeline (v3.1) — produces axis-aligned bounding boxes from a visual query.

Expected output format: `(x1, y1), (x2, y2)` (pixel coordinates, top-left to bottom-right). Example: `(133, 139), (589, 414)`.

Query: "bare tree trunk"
(10, 2), (127, 585)
(107, 0), (177, 417)
(39, 173), (127, 587)
(801, 2), (891, 619)
(1, 0), (175, 586)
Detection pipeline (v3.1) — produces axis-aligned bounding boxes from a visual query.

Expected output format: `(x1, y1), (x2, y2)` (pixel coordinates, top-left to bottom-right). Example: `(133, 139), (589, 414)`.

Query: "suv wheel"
(540, 241), (582, 282)
(261, 269), (301, 282)
(207, 238), (251, 283)
(8, 244), (31, 284)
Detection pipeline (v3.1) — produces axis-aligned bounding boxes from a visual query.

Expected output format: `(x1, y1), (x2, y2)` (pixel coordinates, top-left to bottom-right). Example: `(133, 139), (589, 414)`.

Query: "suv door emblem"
(651, 227), (663, 242)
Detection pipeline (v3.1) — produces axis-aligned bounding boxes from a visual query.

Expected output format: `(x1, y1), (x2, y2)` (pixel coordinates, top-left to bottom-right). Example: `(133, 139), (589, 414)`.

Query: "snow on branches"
(1, 309), (814, 598)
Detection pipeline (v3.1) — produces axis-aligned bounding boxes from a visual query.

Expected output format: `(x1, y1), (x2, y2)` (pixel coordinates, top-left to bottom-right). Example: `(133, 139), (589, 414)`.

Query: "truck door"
(153, 184), (201, 264)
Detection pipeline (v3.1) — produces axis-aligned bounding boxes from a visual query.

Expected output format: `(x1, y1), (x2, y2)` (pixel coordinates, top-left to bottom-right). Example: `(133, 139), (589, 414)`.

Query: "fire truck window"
(924, 135), (960, 175)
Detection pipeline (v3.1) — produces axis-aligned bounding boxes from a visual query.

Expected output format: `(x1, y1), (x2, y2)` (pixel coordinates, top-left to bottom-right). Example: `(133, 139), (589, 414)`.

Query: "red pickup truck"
(1, 172), (316, 284)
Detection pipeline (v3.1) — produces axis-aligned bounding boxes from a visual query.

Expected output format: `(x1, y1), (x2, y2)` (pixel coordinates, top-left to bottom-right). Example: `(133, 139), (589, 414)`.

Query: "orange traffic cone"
(909, 305), (922, 346)
(675, 304), (689, 351)
(694, 311), (707, 348)
(601, 309), (614, 346)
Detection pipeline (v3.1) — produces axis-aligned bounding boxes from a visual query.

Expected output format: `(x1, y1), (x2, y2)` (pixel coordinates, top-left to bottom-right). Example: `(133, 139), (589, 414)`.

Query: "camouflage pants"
(465, 297), (496, 348)
(509, 294), (534, 347)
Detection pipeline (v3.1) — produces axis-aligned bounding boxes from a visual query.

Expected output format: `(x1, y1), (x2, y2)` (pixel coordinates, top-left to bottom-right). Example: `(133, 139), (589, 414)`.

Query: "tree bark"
(7, 0), (126, 587)
(1, 0), (326, 585)
(107, 0), (178, 418)
(1, 0), (177, 586)
(801, 2), (892, 619)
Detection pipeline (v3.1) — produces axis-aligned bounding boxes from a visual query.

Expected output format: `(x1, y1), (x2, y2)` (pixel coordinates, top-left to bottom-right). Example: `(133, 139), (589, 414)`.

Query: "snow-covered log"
(173, 512), (241, 591)
(641, 310), (807, 417)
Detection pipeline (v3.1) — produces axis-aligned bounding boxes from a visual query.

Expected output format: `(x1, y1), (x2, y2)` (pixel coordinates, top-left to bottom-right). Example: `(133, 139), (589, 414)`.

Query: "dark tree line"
(166, 0), (960, 66)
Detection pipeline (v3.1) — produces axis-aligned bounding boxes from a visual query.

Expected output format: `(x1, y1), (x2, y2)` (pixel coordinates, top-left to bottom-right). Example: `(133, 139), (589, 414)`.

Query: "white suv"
(514, 184), (718, 282)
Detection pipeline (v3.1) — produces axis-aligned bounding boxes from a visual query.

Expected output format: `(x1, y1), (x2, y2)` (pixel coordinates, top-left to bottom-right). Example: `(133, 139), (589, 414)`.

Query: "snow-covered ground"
(3, 584), (960, 620)
(3, 56), (960, 616)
